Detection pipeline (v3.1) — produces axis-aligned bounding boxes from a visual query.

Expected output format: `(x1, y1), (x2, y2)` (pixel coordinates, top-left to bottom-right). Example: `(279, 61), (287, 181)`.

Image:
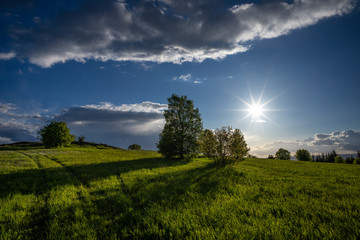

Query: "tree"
(128, 144), (141, 150)
(268, 154), (275, 159)
(38, 121), (74, 148)
(200, 126), (250, 166)
(157, 94), (203, 159)
(78, 135), (86, 144)
(295, 149), (312, 161)
(335, 155), (344, 163)
(275, 148), (291, 160)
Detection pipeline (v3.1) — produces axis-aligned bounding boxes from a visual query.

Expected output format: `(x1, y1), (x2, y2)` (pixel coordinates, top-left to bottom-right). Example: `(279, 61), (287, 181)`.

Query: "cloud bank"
(53, 102), (167, 149)
(5, 0), (356, 67)
(251, 130), (360, 157)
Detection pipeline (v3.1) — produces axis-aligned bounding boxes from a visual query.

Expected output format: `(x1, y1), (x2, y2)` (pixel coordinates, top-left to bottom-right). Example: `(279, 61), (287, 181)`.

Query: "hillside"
(0, 145), (359, 239)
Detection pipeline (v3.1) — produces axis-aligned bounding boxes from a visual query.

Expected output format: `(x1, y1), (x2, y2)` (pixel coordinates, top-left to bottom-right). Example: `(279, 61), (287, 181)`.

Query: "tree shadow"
(0, 157), (188, 197)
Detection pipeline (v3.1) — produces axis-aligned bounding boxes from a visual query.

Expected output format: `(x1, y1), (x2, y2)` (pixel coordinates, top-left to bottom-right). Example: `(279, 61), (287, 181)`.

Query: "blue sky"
(1, 0), (360, 157)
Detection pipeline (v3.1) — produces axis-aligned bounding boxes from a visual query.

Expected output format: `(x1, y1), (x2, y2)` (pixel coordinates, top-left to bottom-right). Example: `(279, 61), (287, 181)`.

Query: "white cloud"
(5, 0), (355, 67)
(0, 136), (13, 145)
(0, 52), (15, 60)
(173, 73), (191, 82)
(251, 130), (360, 157)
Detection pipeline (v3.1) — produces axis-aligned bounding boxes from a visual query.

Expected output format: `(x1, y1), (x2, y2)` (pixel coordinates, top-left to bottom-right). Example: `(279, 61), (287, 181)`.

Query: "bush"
(295, 149), (312, 161)
(355, 158), (360, 164)
(268, 155), (275, 159)
(200, 126), (249, 166)
(128, 144), (141, 150)
(345, 157), (354, 164)
(38, 121), (74, 148)
(78, 135), (86, 144)
(335, 155), (344, 163)
(275, 148), (291, 160)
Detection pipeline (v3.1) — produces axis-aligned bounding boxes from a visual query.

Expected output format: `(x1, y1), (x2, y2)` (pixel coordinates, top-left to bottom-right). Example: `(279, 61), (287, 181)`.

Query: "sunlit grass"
(0, 145), (359, 239)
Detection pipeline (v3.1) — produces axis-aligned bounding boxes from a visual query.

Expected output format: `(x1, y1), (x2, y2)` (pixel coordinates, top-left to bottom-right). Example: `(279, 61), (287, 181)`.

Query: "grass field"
(0, 144), (359, 239)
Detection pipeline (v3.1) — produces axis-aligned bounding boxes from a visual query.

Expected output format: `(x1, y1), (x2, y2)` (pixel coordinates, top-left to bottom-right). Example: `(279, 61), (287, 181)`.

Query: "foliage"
(345, 156), (354, 164)
(295, 149), (312, 161)
(157, 94), (203, 159)
(314, 150), (338, 162)
(38, 121), (74, 148)
(275, 148), (291, 160)
(355, 158), (360, 164)
(268, 154), (275, 159)
(200, 126), (250, 166)
(1, 147), (360, 239)
(77, 135), (85, 144)
(335, 155), (344, 163)
(128, 144), (141, 150)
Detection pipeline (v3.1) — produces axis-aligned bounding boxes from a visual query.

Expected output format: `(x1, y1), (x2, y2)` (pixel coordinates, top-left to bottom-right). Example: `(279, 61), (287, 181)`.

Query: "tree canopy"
(295, 149), (312, 161)
(157, 94), (203, 159)
(275, 148), (291, 160)
(38, 121), (74, 148)
(200, 126), (250, 166)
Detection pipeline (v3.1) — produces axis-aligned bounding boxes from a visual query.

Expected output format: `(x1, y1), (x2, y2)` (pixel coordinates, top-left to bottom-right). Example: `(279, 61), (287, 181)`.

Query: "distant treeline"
(312, 150), (360, 163)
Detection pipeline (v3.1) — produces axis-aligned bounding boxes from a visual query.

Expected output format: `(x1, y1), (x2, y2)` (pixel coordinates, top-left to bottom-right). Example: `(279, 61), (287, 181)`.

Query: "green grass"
(0, 144), (359, 239)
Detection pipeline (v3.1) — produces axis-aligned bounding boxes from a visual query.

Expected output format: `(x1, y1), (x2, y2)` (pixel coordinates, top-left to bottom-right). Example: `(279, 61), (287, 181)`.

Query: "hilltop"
(0, 145), (359, 239)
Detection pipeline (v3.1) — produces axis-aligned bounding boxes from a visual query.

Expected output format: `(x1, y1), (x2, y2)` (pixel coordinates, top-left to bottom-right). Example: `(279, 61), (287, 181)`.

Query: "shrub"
(38, 121), (74, 148)
(354, 158), (360, 164)
(275, 148), (291, 160)
(295, 149), (312, 161)
(345, 156), (354, 164)
(200, 126), (249, 166)
(78, 135), (86, 144)
(128, 144), (141, 150)
(268, 155), (275, 159)
(335, 155), (344, 163)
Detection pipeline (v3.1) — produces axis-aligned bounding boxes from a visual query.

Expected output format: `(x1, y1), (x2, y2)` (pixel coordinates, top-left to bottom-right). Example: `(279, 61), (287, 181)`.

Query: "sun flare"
(235, 86), (280, 125)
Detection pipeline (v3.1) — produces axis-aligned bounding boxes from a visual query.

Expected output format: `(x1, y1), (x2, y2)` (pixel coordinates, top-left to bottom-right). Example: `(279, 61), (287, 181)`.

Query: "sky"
(1, 0), (360, 157)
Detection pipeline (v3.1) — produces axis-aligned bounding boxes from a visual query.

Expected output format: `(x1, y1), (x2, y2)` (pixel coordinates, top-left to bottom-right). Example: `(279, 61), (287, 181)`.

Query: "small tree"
(275, 148), (291, 160)
(335, 155), (344, 163)
(354, 158), (360, 164)
(200, 126), (249, 166)
(78, 135), (86, 144)
(295, 149), (312, 161)
(157, 94), (203, 159)
(128, 144), (141, 150)
(268, 154), (275, 159)
(38, 121), (74, 148)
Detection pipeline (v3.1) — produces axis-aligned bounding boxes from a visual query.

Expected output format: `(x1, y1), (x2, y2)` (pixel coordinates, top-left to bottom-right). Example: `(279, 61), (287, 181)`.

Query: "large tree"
(157, 94), (203, 159)
(38, 121), (74, 148)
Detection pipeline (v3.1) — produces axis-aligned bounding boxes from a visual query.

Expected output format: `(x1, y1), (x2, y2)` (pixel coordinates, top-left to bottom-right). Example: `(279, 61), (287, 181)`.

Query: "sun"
(248, 103), (263, 118)
(234, 86), (279, 125)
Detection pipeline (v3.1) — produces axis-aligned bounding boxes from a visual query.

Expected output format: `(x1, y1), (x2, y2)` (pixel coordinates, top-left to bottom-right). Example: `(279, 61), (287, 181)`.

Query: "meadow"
(0, 144), (359, 239)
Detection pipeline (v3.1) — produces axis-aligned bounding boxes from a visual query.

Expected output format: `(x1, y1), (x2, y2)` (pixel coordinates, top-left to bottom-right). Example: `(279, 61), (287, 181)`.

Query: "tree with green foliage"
(128, 144), (141, 150)
(335, 155), (344, 163)
(275, 148), (291, 160)
(295, 149), (312, 161)
(200, 126), (249, 166)
(355, 158), (360, 164)
(78, 135), (86, 144)
(157, 94), (203, 159)
(268, 154), (275, 159)
(345, 156), (354, 164)
(38, 121), (74, 148)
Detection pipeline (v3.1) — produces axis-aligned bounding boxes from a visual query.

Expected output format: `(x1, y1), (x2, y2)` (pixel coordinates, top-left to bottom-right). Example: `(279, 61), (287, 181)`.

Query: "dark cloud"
(53, 102), (166, 150)
(4, 0), (356, 67)
(0, 122), (37, 143)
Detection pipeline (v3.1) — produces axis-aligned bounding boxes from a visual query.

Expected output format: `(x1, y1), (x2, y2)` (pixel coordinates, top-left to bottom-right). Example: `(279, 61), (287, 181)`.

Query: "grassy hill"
(0, 144), (359, 239)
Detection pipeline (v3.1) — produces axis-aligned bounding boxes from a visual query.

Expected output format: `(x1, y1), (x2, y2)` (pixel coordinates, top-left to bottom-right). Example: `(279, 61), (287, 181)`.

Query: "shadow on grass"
(0, 157), (189, 197)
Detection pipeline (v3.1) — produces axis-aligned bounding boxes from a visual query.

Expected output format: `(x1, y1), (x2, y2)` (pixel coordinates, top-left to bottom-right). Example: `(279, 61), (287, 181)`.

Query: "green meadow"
(1, 144), (359, 239)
